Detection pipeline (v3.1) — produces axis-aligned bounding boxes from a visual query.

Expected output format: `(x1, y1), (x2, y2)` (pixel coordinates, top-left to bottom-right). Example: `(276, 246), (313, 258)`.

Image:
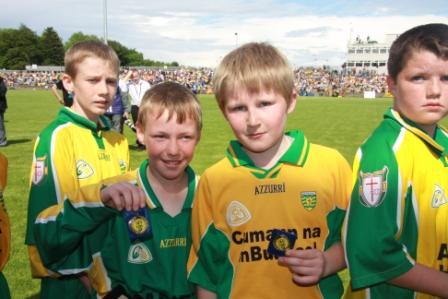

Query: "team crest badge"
(300, 192), (317, 211)
(128, 242), (152, 264)
(432, 185), (448, 208)
(226, 201), (251, 227)
(359, 167), (388, 207)
(76, 160), (94, 179)
(32, 156), (47, 185)
(119, 160), (127, 173)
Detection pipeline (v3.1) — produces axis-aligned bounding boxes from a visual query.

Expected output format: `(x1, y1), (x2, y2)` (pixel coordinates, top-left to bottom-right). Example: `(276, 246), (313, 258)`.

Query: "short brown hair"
(137, 81), (202, 132)
(213, 42), (295, 110)
(64, 40), (120, 78)
(388, 23), (448, 80)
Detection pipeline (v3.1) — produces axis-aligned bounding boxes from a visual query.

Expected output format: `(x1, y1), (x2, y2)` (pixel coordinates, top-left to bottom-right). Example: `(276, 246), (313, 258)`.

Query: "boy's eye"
(441, 75), (448, 82)
(411, 75), (425, 82)
(106, 79), (118, 85)
(258, 101), (272, 107)
(230, 105), (246, 112)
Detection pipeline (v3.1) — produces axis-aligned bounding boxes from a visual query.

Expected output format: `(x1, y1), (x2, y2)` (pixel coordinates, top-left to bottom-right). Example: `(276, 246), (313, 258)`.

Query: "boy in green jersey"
(344, 23), (448, 299)
(34, 81), (202, 298)
(187, 42), (352, 299)
(25, 40), (129, 299)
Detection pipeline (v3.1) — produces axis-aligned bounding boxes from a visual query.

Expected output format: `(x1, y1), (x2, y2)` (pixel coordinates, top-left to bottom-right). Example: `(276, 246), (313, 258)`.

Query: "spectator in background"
(51, 75), (73, 107)
(0, 75), (7, 147)
(105, 81), (129, 133)
(126, 69), (150, 149)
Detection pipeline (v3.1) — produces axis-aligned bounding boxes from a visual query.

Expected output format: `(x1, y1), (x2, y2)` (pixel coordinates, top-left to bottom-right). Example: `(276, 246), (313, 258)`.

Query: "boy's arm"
(197, 286), (217, 299)
(33, 181), (145, 271)
(390, 263), (448, 298)
(51, 83), (63, 104)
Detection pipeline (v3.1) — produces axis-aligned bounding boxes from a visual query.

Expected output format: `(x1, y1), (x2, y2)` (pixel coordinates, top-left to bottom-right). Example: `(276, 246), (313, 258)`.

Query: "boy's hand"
(100, 182), (146, 211)
(278, 249), (325, 286)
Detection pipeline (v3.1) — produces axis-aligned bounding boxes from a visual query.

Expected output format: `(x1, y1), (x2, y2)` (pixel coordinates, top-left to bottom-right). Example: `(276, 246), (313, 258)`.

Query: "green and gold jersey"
(25, 107), (129, 278)
(344, 108), (448, 299)
(34, 160), (198, 298)
(187, 130), (352, 299)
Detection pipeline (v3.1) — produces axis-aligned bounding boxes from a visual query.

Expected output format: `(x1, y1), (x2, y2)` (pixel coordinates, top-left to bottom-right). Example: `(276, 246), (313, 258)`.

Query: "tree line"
(0, 24), (179, 70)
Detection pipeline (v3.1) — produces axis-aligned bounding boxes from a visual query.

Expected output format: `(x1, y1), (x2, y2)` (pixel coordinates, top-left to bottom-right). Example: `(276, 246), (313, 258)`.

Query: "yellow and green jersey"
(344, 108), (448, 299)
(34, 160), (198, 298)
(25, 107), (129, 279)
(187, 130), (352, 299)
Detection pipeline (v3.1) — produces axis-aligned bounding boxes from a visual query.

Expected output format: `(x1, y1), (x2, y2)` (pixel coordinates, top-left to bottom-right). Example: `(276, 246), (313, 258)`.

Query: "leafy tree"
(2, 48), (29, 70)
(65, 32), (100, 50)
(16, 24), (42, 65)
(126, 49), (145, 66)
(107, 40), (130, 66)
(40, 27), (64, 65)
(0, 29), (16, 68)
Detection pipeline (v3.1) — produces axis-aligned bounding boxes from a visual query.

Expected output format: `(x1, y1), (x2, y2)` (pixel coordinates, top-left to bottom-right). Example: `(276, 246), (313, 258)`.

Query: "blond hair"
(213, 42), (295, 110)
(137, 81), (202, 132)
(64, 40), (120, 78)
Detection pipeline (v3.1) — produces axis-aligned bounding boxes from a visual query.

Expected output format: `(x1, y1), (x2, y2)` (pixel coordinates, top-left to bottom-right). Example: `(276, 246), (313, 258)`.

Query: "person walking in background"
(105, 83), (129, 134)
(0, 75), (7, 147)
(126, 69), (150, 149)
(51, 75), (73, 107)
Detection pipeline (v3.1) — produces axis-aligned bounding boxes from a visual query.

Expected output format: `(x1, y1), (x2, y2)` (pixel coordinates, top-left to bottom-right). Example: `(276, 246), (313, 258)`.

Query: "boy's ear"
(287, 90), (298, 114)
(136, 123), (145, 145)
(386, 75), (397, 96)
(62, 73), (74, 93)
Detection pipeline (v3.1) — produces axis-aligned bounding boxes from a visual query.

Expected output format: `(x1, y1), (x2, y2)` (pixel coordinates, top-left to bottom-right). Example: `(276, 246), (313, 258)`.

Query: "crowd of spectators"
(1, 66), (388, 97)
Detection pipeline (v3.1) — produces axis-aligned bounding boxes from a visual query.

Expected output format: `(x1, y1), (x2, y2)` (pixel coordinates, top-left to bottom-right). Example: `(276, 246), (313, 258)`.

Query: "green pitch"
(2, 90), (446, 298)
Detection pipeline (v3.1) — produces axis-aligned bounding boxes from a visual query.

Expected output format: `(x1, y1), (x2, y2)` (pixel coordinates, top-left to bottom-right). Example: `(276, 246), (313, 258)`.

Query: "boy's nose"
(166, 140), (180, 155)
(427, 78), (441, 99)
(98, 80), (109, 95)
(246, 109), (259, 126)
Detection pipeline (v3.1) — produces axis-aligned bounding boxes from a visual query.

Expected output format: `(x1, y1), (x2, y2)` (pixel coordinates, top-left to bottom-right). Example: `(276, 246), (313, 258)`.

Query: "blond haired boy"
(25, 40), (130, 298)
(34, 81), (202, 298)
(187, 42), (352, 298)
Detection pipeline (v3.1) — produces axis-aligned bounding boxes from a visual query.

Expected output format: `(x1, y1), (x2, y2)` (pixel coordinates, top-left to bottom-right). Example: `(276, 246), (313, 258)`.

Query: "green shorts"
(40, 277), (92, 299)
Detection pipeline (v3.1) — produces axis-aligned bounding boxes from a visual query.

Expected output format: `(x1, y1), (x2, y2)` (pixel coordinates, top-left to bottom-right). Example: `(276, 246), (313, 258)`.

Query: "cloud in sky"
(1, 0), (447, 67)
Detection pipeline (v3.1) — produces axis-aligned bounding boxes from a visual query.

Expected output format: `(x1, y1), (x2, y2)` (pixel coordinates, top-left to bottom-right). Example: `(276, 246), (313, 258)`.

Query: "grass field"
(2, 90), (446, 298)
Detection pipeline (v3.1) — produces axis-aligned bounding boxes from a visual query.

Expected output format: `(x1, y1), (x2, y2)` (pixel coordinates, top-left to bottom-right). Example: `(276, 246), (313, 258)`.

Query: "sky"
(2, 0), (448, 68)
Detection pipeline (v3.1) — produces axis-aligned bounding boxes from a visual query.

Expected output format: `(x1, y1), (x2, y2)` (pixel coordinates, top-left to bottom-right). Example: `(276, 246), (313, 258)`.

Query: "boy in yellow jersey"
(0, 153), (10, 299)
(33, 81), (201, 298)
(187, 42), (352, 299)
(25, 41), (129, 299)
(344, 23), (448, 298)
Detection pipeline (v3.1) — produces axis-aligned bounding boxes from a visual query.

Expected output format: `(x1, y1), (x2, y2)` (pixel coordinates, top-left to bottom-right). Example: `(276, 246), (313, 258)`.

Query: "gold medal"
(128, 215), (149, 235)
(273, 235), (290, 251)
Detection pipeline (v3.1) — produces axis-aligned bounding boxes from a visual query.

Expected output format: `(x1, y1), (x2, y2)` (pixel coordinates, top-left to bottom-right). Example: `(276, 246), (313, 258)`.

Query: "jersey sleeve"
(187, 173), (232, 294)
(326, 150), (352, 247)
(345, 139), (414, 290)
(25, 128), (83, 277)
(33, 181), (117, 274)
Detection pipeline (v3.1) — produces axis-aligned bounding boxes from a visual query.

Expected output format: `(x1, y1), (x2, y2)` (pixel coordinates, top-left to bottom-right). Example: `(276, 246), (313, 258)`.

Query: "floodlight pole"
(103, 0), (108, 44)
(234, 32), (238, 47)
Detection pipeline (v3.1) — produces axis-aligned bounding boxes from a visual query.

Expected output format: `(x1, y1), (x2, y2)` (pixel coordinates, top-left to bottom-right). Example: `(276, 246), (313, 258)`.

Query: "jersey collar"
(386, 108), (448, 157)
(226, 130), (310, 171)
(137, 159), (197, 210)
(59, 107), (111, 132)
